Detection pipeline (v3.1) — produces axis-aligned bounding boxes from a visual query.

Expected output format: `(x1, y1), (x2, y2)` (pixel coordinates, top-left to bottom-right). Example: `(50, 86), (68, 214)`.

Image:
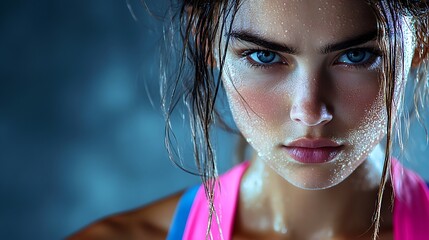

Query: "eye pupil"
(346, 50), (366, 62)
(257, 51), (276, 63)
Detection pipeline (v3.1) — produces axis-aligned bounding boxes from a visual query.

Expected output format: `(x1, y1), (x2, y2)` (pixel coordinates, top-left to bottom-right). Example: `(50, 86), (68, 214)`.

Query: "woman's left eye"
(336, 49), (377, 65)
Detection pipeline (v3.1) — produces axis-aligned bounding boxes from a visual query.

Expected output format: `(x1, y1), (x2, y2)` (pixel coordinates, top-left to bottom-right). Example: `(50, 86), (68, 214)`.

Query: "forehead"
(233, 0), (378, 45)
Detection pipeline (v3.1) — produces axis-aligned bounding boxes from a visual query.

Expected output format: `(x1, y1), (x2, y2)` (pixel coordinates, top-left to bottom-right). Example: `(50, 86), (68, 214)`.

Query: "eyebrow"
(228, 31), (298, 54)
(321, 30), (378, 54)
(227, 30), (378, 54)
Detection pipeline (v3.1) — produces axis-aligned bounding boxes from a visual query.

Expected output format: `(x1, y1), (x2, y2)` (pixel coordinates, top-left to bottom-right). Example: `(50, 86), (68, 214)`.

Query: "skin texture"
(222, 0), (415, 191)
(223, 0), (387, 190)
(69, 0), (419, 239)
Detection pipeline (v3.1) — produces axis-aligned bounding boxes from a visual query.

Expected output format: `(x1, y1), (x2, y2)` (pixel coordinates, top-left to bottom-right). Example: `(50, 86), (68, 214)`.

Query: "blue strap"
(166, 185), (199, 240)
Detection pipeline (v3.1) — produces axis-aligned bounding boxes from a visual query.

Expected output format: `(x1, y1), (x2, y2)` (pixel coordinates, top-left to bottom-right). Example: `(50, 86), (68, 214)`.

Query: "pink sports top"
(167, 160), (429, 239)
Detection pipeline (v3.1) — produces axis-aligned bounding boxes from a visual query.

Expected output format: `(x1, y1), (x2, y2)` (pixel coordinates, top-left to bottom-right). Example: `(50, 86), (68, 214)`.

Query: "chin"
(261, 153), (367, 190)
(282, 168), (352, 190)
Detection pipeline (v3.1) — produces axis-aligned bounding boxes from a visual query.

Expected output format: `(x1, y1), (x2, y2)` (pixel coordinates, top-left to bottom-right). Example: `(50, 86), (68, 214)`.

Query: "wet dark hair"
(161, 0), (428, 239)
(365, 1), (428, 238)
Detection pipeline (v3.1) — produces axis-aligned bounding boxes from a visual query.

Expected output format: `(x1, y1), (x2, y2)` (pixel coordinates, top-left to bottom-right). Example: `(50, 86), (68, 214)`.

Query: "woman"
(69, 0), (429, 239)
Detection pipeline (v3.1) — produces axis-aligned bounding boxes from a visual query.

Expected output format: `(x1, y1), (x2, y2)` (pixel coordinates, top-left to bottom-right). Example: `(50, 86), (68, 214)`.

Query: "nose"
(289, 79), (333, 127)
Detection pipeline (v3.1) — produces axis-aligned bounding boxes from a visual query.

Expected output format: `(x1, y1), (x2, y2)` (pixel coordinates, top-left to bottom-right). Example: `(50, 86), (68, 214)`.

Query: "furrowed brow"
(320, 31), (378, 54)
(226, 30), (378, 55)
(227, 30), (298, 54)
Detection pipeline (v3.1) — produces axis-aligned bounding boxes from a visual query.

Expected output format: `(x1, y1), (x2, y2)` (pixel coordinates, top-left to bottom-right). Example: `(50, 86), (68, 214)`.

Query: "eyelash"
(241, 49), (286, 69)
(239, 48), (382, 70)
(333, 47), (382, 70)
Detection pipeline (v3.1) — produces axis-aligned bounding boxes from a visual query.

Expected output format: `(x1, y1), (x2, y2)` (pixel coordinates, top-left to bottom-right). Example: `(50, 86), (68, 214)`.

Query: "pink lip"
(283, 138), (343, 164)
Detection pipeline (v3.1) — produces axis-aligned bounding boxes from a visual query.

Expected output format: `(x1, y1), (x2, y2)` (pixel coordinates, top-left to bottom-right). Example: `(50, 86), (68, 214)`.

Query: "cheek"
(335, 75), (387, 161)
(333, 72), (383, 131)
(224, 83), (288, 129)
(222, 67), (280, 125)
(223, 80), (291, 153)
(222, 61), (291, 129)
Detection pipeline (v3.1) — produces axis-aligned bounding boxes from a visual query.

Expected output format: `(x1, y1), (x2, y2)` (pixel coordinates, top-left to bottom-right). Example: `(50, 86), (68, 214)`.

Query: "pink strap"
(182, 162), (250, 240)
(392, 159), (429, 240)
(183, 160), (429, 239)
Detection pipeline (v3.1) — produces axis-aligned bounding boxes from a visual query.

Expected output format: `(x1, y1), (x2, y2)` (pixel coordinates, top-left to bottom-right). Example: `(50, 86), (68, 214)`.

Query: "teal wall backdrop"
(0, 1), (427, 240)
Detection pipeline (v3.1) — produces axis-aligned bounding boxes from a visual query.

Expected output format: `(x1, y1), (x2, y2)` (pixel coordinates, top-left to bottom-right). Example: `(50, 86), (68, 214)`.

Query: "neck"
(235, 156), (393, 239)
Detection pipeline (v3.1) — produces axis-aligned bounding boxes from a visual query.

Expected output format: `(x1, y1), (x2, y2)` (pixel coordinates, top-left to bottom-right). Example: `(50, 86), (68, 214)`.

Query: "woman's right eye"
(244, 50), (284, 67)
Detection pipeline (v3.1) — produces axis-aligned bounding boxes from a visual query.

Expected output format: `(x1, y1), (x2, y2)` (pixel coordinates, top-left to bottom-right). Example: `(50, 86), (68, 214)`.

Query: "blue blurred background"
(0, 1), (428, 239)
(0, 1), (237, 239)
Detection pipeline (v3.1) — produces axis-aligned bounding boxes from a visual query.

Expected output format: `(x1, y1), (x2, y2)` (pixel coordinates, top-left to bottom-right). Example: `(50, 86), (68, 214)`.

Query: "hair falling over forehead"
(161, 0), (429, 239)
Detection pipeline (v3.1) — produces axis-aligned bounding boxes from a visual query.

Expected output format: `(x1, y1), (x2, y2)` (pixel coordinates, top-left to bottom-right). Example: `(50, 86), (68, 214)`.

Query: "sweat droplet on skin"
(220, 0), (414, 190)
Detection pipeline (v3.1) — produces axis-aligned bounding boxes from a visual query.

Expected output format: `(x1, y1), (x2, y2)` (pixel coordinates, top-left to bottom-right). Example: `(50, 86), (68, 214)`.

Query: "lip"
(283, 138), (343, 164)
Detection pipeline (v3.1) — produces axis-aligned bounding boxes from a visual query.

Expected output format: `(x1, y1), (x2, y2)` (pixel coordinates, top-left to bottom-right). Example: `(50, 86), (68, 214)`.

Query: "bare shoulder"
(67, 191), (183, 240)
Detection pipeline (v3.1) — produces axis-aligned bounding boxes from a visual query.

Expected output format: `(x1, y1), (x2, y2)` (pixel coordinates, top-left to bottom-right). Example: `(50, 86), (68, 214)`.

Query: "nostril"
(290, 104), (333, 126)
(319, 106), (333, 123)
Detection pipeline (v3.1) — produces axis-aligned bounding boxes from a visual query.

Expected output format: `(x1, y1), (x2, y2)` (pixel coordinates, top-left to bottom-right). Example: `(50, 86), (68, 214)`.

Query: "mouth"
(282, 138), (344, 164)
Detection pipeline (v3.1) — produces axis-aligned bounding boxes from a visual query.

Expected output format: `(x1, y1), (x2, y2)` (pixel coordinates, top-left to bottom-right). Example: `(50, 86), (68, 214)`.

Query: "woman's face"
(221, 0), (411, 189)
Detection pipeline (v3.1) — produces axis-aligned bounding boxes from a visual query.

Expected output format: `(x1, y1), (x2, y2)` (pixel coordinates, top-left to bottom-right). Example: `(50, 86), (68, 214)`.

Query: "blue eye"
(337, 49), (373, 64)
(248, 50), (282, 64)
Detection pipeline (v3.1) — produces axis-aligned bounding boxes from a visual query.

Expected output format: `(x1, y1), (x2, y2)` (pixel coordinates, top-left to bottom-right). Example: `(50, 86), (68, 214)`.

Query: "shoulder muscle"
(67, 191), (183, 240)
